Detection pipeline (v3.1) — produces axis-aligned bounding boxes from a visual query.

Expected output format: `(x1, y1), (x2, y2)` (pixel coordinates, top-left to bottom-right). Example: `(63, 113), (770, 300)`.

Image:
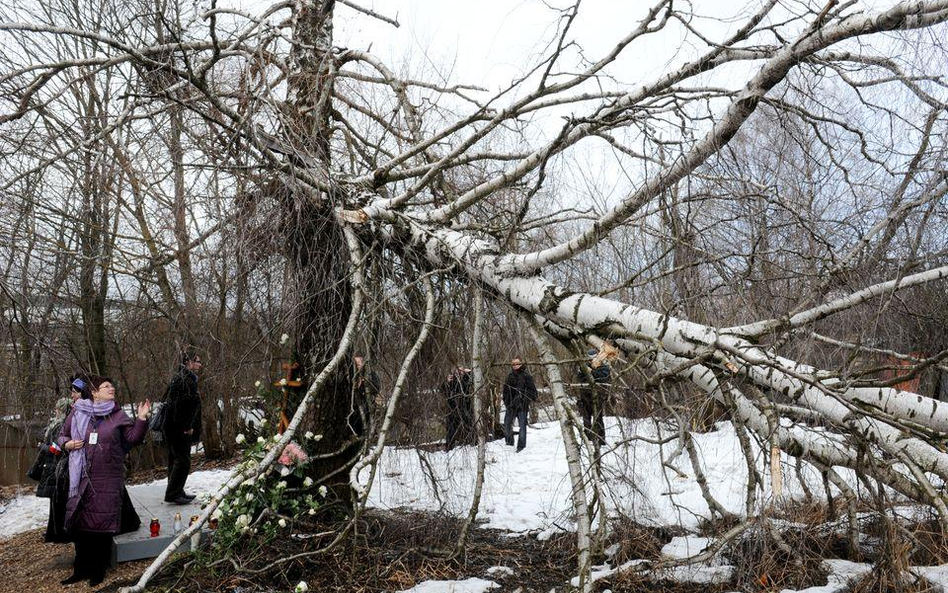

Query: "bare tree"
(2, 0), (948, 590)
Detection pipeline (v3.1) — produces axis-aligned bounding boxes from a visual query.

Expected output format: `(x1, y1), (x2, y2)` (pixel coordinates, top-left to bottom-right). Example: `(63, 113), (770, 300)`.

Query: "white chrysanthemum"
(235, 514), (250, 528)
(280, 465), (291, 477)
(245, 492), (254, 502)
(278, 518), (287, 528)
(235, 433), (246, 444)
(254, 380), (261, 388)
(318, 485), (328, 497)
(257, 436), (265, 444)
(295, 581), (309, 593)
(304, 431), (314, 439)
(302, 477), (313, 487)
(277, 481), (287, 489)
(280, 333), (290, 345)
(307, 508), (316, 515)
(313, 434), (323, 441)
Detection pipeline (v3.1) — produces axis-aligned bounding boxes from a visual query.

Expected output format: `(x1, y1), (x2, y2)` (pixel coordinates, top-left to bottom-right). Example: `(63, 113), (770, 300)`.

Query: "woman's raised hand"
(137, 399), (152, 421)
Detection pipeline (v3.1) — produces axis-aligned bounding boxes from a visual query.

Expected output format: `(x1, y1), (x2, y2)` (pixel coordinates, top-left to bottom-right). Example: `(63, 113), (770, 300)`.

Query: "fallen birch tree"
(2, 0), (948, 590)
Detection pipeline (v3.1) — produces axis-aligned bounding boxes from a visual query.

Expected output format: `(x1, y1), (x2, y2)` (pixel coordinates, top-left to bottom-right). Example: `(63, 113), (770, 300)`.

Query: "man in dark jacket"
(440, 367), (474, 451)
(577, 348), (610, 446)
(502, 357), (537, 452)
(162, 352), (203, 504)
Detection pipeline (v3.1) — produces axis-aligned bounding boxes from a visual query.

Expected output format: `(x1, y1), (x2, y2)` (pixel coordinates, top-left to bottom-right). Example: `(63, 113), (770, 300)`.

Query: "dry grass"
(0, 529), (152, 593)
(151, 509), (579, 593)
(722, 524), (829, 593)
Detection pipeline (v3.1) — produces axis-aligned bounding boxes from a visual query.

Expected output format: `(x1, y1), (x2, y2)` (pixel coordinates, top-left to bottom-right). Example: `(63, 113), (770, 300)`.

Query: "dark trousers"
(165, 434), (191, 500)
(579, 389), (606, 446)
(45, 478), (70, 543)
(445, 413), (460, 451)
(72, 531), (113, 579)
(504, 407), (528, 450)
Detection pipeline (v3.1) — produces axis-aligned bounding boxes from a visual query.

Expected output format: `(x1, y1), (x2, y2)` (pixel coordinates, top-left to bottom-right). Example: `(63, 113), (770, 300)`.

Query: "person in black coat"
(577, 348), (611, 446)
(440, 367), (474, 451)
(162, 351), (203, 504)
(37, 374), (88, 543)
(502, 357), (537, 452)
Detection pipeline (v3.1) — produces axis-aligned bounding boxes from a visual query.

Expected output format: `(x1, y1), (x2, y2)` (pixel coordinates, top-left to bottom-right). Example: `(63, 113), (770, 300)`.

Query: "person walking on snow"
(502, 357), (537, 452)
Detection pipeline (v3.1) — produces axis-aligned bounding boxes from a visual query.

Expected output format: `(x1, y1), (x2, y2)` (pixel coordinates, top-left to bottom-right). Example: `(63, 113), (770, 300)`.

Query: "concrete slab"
(114, 485), (208, 563)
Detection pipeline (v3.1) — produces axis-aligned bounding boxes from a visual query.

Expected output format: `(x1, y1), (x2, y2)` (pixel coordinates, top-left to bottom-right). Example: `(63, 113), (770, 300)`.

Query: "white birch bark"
(401, 222), (948, 429)
(528, 321), (594, 593)
(454, 290), (488, 555)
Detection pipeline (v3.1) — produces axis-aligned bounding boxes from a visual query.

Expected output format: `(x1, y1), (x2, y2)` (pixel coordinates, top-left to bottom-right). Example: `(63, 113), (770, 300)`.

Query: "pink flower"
(278, 441), (309, 466)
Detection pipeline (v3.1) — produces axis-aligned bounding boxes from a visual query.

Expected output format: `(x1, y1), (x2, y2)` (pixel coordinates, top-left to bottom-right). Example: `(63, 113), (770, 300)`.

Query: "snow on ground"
(362, 416), (830, 532)
(0, 416), (830, 539)
(661, 536), (716, 561)
(395, 577), (499, 593)
(0, 468), (232, 539)
(2, 416), (947, 592)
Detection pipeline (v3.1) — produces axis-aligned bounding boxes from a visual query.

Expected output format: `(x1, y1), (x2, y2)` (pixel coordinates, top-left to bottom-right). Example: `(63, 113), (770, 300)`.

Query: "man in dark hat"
(162, 351), (203, 504)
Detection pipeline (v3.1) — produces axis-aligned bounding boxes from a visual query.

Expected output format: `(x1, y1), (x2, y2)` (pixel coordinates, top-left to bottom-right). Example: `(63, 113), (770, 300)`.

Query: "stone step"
(113, 486), (209, 563)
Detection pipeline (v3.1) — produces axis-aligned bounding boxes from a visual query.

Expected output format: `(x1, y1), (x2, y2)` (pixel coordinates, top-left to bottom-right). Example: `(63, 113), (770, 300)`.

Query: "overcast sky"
(332, 0), (753, 92)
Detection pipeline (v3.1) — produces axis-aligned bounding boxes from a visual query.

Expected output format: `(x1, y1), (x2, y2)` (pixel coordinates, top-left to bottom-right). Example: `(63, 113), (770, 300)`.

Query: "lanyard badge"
(88, 431), (99, 445)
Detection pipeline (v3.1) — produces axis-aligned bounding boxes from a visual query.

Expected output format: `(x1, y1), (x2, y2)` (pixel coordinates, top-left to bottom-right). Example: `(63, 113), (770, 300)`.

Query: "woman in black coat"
(40, 374), (88, 543)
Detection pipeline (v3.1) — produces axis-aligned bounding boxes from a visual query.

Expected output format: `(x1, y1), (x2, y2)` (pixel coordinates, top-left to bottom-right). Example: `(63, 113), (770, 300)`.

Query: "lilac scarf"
(68, 399), (115, 498)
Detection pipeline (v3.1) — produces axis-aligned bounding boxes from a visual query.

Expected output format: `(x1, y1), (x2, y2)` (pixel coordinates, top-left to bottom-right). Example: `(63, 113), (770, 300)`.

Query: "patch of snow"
(654, 564), (734, 585)
(485, 566), (513, 577)
(570, 559), (648, 587)
(907, 564), (948, 590)
(536, 524), (565, 541)
(660, 536), (714, 560)
(0, 489), (46, 538)
(395, 577), (499, 593)
(788, 559), (872, 592)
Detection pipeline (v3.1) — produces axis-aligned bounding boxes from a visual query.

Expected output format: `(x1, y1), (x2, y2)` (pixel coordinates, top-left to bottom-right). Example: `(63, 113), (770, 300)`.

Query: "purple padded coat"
(57, 404), (147, 533)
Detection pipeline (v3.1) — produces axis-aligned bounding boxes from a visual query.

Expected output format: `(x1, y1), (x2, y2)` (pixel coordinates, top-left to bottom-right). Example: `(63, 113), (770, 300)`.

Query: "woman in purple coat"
(57, 375), (151, 586)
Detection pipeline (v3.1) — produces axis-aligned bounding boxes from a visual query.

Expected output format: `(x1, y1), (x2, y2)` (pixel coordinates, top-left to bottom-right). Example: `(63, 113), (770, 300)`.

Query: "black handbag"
(27, 445), (52, 481)
(148, 402), (167, 443)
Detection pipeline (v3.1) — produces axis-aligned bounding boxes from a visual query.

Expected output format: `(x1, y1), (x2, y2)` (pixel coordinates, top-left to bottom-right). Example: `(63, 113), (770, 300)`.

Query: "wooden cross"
(274, 362), (302, 434)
